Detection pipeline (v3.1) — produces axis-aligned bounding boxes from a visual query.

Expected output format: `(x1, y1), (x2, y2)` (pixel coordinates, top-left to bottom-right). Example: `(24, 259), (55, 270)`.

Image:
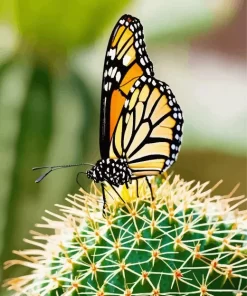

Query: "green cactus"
(3, 174), (247, 295)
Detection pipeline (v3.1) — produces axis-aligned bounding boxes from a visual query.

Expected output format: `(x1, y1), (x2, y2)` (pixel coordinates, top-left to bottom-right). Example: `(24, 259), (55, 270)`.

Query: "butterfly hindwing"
(100, 14), (154, 158)
(109, 75), (183, 177)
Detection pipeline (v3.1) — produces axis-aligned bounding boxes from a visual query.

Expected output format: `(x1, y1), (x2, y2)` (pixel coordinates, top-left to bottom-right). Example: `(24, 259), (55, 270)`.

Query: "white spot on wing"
(116, 71), (121, 82)
(123, 55), (131, 66)
(135, 80), (140, 87)
(140, 58), (145, 65)
(124, 99), (129, 108)
(109, 48), (116, 60)
(108, 67), (113, 76)
(111, 67), (118, 78)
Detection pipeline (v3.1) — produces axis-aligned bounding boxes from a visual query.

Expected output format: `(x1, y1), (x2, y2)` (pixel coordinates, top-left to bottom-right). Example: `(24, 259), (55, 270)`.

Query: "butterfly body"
(86, 158), (132, 186)
(33, 14), (184, 201)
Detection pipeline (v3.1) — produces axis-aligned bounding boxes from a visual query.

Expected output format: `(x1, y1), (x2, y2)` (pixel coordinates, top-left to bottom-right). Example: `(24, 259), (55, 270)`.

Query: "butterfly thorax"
(86, 158), (132, 186)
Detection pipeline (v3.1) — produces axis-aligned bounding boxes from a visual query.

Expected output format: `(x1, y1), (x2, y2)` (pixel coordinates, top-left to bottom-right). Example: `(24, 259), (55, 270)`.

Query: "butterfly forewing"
(109, 75), (183, 177)
(100, 14), (154, 159)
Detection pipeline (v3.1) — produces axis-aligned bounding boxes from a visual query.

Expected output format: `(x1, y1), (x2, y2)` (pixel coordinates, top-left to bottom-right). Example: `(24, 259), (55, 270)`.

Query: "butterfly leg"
(101, 183), (107, 217)
(111, 185), (126, 204)
(136, 179), (139, 198)
(145, 177), (154, 201)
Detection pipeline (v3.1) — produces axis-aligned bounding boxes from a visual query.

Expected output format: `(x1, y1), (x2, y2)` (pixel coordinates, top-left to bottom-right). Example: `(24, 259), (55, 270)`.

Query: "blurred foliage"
(0, 0), (131, 287)
(25, 1), (132, 50)
(0, 0), (130, 52)
(174, 150), (247, 202)
(0, 56), (99, 283)
(131, 0), (241, 44)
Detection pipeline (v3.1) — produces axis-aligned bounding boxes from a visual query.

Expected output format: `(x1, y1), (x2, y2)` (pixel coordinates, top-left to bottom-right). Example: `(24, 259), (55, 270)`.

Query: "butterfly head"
(86, 166), (101, 183)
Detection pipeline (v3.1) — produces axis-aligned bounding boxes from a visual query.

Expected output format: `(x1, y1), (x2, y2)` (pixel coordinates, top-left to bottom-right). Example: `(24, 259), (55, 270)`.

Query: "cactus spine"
(4, 175), (247, 295)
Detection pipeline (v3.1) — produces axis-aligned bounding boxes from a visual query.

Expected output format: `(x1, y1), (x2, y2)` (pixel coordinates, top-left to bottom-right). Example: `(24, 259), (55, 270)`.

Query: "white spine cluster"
(3, 176), (247, 296)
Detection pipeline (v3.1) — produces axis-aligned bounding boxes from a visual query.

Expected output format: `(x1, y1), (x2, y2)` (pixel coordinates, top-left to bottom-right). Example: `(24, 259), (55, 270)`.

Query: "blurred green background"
(0, 0), (246, 291)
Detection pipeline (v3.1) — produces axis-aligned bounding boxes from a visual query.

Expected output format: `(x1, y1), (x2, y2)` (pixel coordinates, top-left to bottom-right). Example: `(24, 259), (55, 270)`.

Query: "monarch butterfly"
(33, 14), (184, 207)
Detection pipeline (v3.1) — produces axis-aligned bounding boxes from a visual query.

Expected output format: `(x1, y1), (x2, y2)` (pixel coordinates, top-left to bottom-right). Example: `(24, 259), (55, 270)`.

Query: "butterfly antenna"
(32, 163), (93, 183)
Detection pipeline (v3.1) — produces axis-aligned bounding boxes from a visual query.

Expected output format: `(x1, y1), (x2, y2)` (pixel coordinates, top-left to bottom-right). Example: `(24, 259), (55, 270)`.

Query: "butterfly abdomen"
(86, 158), (132, 186)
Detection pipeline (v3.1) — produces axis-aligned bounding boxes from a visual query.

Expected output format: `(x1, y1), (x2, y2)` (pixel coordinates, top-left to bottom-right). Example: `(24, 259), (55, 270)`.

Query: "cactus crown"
(3, 175), (247, 295)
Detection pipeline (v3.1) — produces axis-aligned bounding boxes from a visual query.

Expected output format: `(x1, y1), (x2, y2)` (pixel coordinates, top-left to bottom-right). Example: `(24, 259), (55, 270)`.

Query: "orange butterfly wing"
(100, 14), (154, 158)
